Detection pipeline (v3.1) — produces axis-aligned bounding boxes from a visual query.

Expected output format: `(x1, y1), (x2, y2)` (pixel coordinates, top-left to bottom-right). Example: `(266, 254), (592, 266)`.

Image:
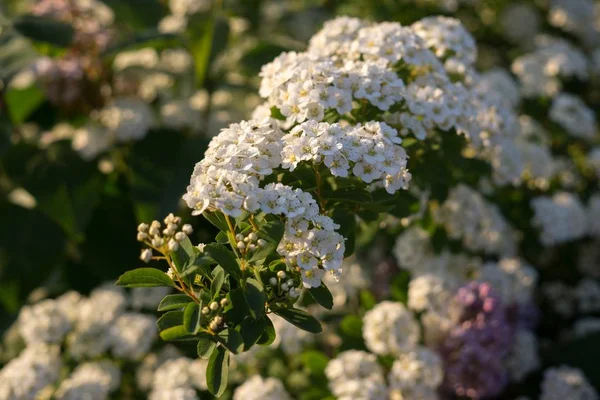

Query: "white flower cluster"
(14, 285), (159, 365)
(54, 361), (121, 400)
(531, 192), (588, 246)
(148, 357), (208, 400)
(540, 366), (599, 400)
(548, 0), (600, 47)
(183, 118), (348, 288)
(325, 350), (388, 400)
(434, 184), (517, 256)
(233, 375), (292, 400)
(281, 120), (410, 193)
(477, 258), (539, 306)
(260, 15), (496, 145)
(362, 301), (420, 356)
(512, 37), (589, 98)
(549, 93), (597, 140)
(387, 346), (444, 399)
(412, 15), (477, 75)
(505, 330), (540, 382)
(94, 97), (155, 142)
(0, 344), (61, 400)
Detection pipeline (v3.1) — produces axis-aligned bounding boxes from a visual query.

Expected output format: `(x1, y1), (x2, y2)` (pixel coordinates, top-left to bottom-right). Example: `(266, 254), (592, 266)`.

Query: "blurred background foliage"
(1, 1), (600, 397)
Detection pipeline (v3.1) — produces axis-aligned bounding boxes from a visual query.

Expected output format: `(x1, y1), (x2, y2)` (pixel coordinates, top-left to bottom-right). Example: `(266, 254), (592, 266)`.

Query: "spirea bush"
(2, 0), (600, 399)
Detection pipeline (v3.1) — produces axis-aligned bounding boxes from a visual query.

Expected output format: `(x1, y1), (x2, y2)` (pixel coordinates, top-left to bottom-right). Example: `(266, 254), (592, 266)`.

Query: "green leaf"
(183, 302), (200, 333)
(359, 289), (376, 310)
(257, 316), (276, 346)
(216, 328), (244, 354)
(250, 220), (285, 262)
(211, 266), (225, 298)
(326, 187), (373, 204)
(272, 307), (322, 333)
(204, 243), (241, 280)
(13, 15), (74, 47)
(116, 268), (176, 288)
(99, 0), (167, 29)
(159, 325), (194, 341)
(207, 345), (229, 397)
(102, 29), (179, 55)
(339, 315), (363, 339)
(197, 336), (217, 359)
(300, 350), (329, 376)
(331, 209), (356, 257)
(308, 284), (334, 310)
(0, 30), (38, 84)
(171, 236), (198, 272)
(5, 85), (45, 124)
(226, 288), (249, 325)
(186, 14), (229, 87)
(157, 294), (193, 311)
(245, 278), (266, 319)
(202, 211), (229, 232)
(240, 316), (267, 349)
(157, 311), (183, 331)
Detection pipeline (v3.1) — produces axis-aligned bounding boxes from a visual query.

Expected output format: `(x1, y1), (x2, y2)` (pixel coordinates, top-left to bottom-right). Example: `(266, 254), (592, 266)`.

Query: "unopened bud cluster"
(269, 270), (301, 299)
(137, 214), (193, 263)
(234, 231), (266, 254)
(201, 298), (230, 332)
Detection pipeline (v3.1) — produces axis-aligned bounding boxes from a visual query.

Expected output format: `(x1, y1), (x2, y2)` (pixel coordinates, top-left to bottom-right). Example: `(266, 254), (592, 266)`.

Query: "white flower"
(233, 375), (292, 400)
(540, 366), (598, 400)
(326, 350), (388, 400)
(550, 93), (597, 140)
(362, 301), (420, 356)
(505, 330), (540, 382)
(301, 267), (325, 288)
(477, 258), (538, 305)
(531, 192), (587, 246)
(388, 346), (444, 396)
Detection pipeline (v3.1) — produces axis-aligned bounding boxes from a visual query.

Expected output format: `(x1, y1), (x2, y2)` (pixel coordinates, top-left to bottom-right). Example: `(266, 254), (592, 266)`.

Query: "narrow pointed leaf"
(308, 284), (334, 310)
(116, 268), (176, 288)
(157, 294), (193, 311)
(272, 307), (322, 333)
(207, 345), (229, 397)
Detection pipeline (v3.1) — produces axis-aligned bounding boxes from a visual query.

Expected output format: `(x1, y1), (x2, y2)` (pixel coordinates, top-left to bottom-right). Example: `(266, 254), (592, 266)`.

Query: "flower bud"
(289, 288), (300, 298)
(175, 232), (186, 242)
(209, 301), (219, 311)
(214, 316), (223, 325)
(277, 271), (286, 279)
(237, 241), (245, 249)
(220, 298), (229, 307)
(235, 233), (244, 241)
(248, 232), (258, 241)
(182, 224), (193, 235)
(140, 249), (152, 263)
(286, 279), (294, 287)
(197, 243), (206, 252)
(149, 227), (160, 236)
(269, 277), (278, 286)
(137, 223), (149, 232)
(209, 321), (219, 331)
(201, 307), (210, 315)
(248, 244), (256, 251)
(168, 238), (179, 251)
(257, 239), (266, 247)
(281, 283), (289, 291)
(151, 237), (163, 247)
(137, 232), (148, 241)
